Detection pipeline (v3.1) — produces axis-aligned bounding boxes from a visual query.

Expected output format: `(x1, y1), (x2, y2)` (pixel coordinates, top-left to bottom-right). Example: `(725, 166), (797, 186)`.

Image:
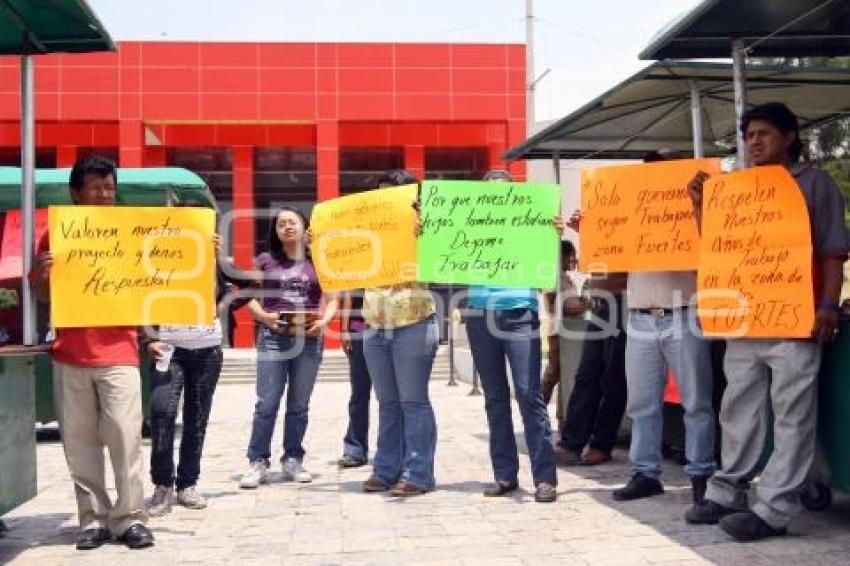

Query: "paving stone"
(4, 379), (850, 564)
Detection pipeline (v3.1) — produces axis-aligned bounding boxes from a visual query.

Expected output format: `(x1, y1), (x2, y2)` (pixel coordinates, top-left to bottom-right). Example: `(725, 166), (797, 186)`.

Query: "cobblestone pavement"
(3, 379), (850, 565)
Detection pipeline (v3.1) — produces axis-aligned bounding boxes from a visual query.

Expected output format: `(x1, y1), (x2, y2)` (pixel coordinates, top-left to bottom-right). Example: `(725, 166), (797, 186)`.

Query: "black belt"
(631, 307), (687, 317)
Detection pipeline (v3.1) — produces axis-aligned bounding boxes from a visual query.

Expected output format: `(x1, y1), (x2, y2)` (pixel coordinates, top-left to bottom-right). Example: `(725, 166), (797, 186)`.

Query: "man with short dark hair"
(685, 102), (850, 541)
(31, 155), (154, 550)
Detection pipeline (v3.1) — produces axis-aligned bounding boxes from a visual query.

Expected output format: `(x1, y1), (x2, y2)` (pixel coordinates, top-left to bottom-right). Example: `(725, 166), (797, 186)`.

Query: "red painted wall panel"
(258, 43), (316, 67)
(395, 44), (451, 68)
(0, 40), (527, 349)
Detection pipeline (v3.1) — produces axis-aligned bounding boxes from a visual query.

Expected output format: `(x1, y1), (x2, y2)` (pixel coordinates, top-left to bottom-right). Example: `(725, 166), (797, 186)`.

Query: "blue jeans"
(625, 309), (715, 479)
(342, 333), (372, 460)
(363, 316), (438, 489)
(466, 308), (557, 486)
(246, 328), (323, 463)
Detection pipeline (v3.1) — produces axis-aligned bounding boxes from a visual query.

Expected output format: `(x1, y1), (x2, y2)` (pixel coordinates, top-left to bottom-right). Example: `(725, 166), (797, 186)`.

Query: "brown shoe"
(362, 477), (390, 492)
(390, 480), (429, 497)
(554, 443), (583, 466)
(581, 448), (612, 466)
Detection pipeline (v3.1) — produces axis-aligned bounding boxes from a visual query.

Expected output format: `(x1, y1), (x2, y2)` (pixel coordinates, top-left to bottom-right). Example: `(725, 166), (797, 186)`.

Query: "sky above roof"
(87, 0), (702, 123)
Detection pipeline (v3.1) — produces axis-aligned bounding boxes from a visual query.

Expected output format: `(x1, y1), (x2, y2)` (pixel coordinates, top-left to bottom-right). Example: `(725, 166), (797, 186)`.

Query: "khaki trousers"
(706, 339), (821, 529)
(53, 362), (147, 535)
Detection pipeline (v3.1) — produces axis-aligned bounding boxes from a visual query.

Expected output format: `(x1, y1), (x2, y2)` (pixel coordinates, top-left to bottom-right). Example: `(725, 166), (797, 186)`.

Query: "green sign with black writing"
(417, 180), (560, 289)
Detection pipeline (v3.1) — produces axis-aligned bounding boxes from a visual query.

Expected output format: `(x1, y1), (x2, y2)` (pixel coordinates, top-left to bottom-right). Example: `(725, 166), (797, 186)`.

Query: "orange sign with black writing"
(697, 165), (814, 338)
(579, 159), (721, 273)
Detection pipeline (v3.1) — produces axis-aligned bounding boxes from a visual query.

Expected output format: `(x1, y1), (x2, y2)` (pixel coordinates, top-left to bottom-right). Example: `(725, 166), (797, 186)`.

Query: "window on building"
(78, 146), (119, 165)
(166, 147), (233, 201)
(424, 147), (489, 180)
(339, 147), (404, 195)
(166, 147), (234, 253)
(0, 148), (56, 168)
(253, 147), (317, 253)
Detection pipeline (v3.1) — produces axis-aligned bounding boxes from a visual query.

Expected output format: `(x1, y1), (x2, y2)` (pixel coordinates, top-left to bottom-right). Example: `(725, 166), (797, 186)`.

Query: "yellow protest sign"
(697, 165), (814, 338)
(310, 185), (418, 292)
(49, 206), (216, 328)
(579, 158), (721, 273)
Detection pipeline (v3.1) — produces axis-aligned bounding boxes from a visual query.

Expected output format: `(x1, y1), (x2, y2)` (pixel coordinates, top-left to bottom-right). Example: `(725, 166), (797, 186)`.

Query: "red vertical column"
(404, 145), (425, 181)
(143, 146), (167, 166)
(507, 121), (527, 181)
(56, 146), (77, 167)
(316, 120), (339, 202)
(232, 145), (256, 348)
(119, 119), (143, 167)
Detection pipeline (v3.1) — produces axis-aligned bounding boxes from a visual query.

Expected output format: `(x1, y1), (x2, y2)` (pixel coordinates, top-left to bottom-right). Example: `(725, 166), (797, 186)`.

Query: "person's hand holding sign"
(566, 210), (582, 232)
(32, 250), (54, 301)
(688, 170), (711, 232)
(34, 251), (53, 282)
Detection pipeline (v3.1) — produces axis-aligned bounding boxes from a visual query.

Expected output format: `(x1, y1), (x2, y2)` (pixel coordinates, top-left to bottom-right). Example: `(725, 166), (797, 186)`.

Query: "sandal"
(389, 480), (429, 497)
(362, 477), (390, 492)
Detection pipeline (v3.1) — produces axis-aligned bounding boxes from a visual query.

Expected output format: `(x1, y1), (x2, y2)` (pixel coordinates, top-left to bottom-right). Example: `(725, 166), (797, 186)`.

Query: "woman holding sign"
(361, 169), (440, 497)
(464, 169), (559, 503)
(239, 207), (338, 489)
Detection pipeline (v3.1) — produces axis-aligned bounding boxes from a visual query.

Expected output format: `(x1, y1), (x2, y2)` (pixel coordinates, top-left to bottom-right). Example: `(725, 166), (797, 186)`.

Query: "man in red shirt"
(31, 155), (154, 550)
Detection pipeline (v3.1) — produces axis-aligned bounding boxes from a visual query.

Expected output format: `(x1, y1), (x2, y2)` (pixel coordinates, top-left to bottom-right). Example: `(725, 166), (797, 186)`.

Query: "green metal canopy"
(0, 0), (114, 54)
(0, 0), (116, 345)
(503, 61), (850, 162)
(639, 0), (850, 60)
(0, 167), (217, 210)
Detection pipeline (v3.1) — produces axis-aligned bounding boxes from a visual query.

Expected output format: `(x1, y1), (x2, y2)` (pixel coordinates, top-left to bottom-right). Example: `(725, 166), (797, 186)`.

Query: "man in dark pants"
(338, 290), (372, 467)
(555, 280), (628, 466)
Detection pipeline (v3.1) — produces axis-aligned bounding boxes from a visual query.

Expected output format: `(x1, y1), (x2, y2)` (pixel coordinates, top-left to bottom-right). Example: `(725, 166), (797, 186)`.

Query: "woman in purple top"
(239, 207), (338, 489)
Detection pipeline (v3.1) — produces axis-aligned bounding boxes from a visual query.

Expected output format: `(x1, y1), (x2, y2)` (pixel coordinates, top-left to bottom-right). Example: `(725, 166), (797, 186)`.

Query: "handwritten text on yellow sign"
(49, 206), (216, 327)
(310, 185), (418, 292)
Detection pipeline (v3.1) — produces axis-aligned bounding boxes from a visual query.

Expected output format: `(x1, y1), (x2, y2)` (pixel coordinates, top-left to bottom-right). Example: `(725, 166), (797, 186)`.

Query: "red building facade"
(0, 41), (526, 346)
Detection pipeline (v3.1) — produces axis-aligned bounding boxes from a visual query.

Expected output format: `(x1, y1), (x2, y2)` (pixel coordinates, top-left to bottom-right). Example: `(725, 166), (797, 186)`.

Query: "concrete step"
(218, 347), (453, 384)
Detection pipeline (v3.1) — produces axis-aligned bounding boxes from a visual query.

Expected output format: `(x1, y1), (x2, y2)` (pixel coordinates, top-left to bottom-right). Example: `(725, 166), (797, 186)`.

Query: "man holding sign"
(31, 156), (154, 550)
(685, 103), (850, 542)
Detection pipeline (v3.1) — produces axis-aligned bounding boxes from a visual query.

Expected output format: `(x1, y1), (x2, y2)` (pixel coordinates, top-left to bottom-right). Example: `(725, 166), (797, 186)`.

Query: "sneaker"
(612, 473), (664, 501)
(239, 460), (269, 489)
(176, 486), (207, 509)
(690, 475), (710, 504)
(720, 511), (787, 542)
(684, 500), (738, 525)
(534, 482), (557, 503)
(146, 485), (173, 517)
(281, 458), (312, 483)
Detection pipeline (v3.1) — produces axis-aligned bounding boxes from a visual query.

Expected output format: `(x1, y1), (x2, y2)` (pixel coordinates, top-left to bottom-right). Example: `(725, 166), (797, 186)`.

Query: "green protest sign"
(417, 180), (560, 289)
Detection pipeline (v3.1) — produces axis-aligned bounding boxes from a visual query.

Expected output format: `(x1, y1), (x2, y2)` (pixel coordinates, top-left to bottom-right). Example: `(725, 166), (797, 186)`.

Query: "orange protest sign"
(697, 165), (814, 338)
(579, 158), (721, 273)
(310, 185), (418, 292)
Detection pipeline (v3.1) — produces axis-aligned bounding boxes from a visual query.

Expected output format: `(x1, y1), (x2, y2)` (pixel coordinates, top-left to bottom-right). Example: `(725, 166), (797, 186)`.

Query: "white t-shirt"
(158, 319), (223, 350)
